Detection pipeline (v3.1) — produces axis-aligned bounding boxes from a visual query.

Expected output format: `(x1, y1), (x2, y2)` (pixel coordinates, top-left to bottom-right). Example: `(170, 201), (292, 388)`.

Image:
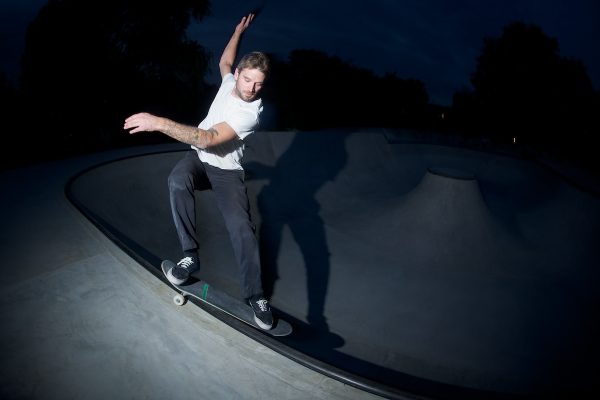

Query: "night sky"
(1, 0), (599, 105)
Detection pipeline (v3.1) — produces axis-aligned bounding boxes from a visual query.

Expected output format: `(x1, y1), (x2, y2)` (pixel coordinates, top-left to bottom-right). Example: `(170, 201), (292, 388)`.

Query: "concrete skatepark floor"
(2, 129), (599, 399)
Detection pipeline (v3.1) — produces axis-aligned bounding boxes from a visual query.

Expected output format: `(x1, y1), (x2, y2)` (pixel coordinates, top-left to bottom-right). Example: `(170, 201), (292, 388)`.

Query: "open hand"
(123, 112), (160, 134)
(235, 13), (255, 35)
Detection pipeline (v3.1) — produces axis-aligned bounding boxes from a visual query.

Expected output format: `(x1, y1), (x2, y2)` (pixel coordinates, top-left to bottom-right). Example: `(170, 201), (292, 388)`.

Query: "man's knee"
(168, 167), (192, 193)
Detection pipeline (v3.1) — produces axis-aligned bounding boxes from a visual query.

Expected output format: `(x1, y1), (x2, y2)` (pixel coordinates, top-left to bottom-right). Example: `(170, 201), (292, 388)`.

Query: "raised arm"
(219, 13), (255, 78)
(123, 113), (237, 149)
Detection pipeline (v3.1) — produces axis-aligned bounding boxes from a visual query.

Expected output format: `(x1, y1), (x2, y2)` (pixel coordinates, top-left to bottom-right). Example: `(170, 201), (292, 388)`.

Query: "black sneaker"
(167, 256), (198, 285)
(248, 295), (273, 330)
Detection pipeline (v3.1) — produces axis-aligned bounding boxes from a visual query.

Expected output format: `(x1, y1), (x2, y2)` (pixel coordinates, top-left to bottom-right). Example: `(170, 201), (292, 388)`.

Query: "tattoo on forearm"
(162, 119), (219, 149)
(207, 128), (219, 141)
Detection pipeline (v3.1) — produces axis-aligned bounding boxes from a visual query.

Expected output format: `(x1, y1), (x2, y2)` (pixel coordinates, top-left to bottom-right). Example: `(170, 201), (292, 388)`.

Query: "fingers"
(123, 115), (136, 131)
(123, 113), (147, 133)
(238, 13), (254, 30)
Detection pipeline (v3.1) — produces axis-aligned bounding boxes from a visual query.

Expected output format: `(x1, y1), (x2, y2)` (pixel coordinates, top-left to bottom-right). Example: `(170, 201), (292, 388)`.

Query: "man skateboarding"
(123, 13), (273, 330)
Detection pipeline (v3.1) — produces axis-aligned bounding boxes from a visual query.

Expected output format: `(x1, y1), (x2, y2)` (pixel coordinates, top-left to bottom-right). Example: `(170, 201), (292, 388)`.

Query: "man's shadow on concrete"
(246, 131), (348, 344)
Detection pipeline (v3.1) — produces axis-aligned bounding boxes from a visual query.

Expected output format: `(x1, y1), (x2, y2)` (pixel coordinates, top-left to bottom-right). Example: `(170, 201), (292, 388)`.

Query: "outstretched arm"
(219, 13), (255, 78)
(123, 113), (237, 149)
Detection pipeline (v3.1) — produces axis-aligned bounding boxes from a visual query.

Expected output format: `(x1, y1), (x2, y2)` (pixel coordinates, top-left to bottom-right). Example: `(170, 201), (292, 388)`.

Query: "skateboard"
(161, 260), (292, 336)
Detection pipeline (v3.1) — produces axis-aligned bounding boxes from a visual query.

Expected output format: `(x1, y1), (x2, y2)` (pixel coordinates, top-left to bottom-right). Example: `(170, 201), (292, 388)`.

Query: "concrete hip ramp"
(67, 129), (600, 399)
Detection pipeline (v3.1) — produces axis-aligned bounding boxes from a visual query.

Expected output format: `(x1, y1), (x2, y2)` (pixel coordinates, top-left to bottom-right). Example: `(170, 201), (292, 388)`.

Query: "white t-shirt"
(192, 73), (263, 170)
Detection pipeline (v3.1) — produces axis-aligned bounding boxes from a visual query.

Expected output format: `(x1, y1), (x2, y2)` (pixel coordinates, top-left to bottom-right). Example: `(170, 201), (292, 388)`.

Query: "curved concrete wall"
(67, 130), (600, 398)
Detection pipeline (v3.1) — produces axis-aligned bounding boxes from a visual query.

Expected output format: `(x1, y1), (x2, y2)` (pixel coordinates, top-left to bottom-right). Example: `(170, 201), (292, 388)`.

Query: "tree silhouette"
(0, 72), (26, 169)
(262, 49), (430, 130)
(18, 0), (212, 162)
(451, 21), (597, 162)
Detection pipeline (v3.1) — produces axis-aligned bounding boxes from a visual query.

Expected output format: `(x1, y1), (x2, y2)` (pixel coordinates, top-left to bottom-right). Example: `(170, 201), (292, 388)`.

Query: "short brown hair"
(237, 52), (270, 77)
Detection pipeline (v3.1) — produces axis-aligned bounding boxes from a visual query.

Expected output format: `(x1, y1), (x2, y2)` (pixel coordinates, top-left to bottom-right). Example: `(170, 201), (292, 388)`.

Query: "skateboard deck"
(161, 260), (292, 337)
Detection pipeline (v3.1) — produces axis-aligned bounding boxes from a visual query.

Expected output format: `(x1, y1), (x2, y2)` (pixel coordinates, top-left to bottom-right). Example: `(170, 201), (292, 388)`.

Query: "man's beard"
(235, 86), (256, 102)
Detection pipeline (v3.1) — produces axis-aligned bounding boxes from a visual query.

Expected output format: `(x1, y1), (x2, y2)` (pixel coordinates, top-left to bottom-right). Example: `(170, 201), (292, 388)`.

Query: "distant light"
(513, 137), (517, 144)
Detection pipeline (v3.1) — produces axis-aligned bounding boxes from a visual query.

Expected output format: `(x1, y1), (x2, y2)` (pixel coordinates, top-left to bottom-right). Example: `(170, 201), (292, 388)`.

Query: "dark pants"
(168, 151), (263, 299)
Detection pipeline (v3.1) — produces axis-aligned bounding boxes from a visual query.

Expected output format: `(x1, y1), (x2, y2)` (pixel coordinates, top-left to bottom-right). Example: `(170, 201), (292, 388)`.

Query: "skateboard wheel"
(173, 294), (186, 306)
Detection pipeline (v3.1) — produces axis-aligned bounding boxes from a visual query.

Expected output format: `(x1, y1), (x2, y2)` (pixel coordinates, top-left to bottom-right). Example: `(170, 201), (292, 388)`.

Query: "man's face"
(233, 68), (265, 102)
